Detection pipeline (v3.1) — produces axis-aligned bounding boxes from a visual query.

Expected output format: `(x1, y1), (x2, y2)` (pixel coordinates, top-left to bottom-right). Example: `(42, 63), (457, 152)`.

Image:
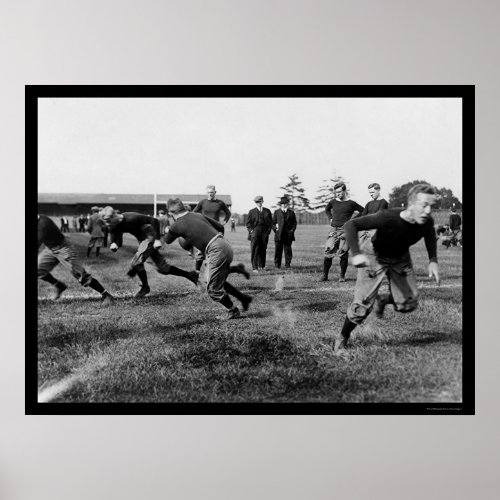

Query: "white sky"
(38, 97), (462, 214)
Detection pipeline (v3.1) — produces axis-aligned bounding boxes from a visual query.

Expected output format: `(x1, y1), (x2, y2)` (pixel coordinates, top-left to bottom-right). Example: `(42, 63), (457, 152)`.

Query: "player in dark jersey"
(38, 215), (114, 304)
(101, 206), (199, 298)
(320, 182), (364, 282)
(361, 183), (389, 216)
(333, 184), (440, 351)
(192, 185), (231, 272)
(358, 182), (389, 252)
(165, 198), (252, 320)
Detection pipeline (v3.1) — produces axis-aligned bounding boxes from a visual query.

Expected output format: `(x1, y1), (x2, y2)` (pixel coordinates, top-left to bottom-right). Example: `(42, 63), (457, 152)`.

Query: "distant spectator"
(449, 207), (462, 246)
(436, 224), (452, 249)
(78, 214), (86, 232)
(60, 216), (69, 233)
(86, 206), (105, 258)
(71, 215), (78, 232)
(230, 218), (236, 232)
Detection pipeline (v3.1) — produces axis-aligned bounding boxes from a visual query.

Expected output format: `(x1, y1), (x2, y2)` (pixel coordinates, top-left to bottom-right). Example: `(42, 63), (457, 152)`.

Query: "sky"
(37, 97), (462, 214)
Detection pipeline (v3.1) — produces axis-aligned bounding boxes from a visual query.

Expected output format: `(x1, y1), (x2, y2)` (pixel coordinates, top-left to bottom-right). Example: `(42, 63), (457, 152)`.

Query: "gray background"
(2, 0), (496, 499)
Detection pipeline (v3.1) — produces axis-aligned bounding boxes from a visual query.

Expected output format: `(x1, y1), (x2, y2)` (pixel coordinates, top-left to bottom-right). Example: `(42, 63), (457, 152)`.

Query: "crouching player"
(38, 215), (114, 304)
(334, 184), (440, 350)
(101, 206), (199, 298)
(165, 198), (252, 320)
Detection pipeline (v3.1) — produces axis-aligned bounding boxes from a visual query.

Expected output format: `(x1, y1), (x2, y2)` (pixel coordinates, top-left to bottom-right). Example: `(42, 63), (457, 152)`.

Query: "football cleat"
(53, 282), (67, 300)
(135, 285), (151, 298)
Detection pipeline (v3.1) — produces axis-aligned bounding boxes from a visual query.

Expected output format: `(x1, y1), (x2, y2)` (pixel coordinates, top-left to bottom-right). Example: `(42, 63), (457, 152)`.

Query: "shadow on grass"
(295, 301), (340, 313)
(40, 327), (135, 348)
(384, 330), (462, 347)
(179, 332), (308, 369)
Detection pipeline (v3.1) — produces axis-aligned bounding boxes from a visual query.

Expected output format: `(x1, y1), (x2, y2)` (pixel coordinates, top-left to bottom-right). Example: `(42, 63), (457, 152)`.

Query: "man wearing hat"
(272, 196), (297, 269)
(246, 196), (273, 273)
(86, 206), (105, 258)
(165, 198), (252, 320)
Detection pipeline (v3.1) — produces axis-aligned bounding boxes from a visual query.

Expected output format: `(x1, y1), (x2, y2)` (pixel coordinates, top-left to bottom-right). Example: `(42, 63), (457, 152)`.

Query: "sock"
(195, 260), (203, 271)
(86, 247), (91, 257)
(338, 316), (357, 344)
(88, 278), (105, 294)
(137, 269), (148, 287)
(323, 258), (332, 277)
(219, 294), (235, 310)
(41, 273), (59, 286)
(168, 265), (192, 280)
(379, 293), (395, 306)
(340, 256), (348, 278)
(224, 282), (245, 302)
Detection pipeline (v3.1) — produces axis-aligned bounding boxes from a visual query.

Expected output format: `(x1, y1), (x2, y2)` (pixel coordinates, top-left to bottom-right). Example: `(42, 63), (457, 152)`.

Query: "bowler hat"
(279, 197), (290, 205)
(254, 195), (264, 202)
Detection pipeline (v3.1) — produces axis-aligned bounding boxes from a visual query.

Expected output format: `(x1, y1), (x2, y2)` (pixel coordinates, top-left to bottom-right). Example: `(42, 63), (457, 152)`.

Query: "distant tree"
(388, 180), (462, 209)
(313, 172), (350, 210)
(279, 174), (311, 213)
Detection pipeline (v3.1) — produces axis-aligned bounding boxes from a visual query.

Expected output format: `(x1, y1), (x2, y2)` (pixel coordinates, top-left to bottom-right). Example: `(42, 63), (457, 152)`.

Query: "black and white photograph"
(29, 86), (472, 413)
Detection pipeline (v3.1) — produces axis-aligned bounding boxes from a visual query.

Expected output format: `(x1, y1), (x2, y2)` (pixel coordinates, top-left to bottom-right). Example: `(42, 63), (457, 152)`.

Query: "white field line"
(38, 375), (80, 402)
(38, 357), (108, 403)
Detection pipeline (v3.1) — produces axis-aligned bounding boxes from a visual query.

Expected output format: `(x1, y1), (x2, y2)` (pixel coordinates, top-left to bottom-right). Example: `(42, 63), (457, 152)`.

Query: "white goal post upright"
(153, 194), (171, 216)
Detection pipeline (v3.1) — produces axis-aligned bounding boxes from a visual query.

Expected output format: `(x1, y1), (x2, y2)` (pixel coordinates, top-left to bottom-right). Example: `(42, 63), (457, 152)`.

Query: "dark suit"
(246, 207), (273, 270)
(272, 208), (297, 268)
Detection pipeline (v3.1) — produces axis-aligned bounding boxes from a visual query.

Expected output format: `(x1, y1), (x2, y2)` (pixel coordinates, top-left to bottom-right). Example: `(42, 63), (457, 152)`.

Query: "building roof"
(38, 193), (232, 205)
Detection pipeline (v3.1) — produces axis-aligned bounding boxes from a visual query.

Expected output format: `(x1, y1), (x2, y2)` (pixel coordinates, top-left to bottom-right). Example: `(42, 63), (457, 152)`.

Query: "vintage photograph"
(29, 86), (472, 413)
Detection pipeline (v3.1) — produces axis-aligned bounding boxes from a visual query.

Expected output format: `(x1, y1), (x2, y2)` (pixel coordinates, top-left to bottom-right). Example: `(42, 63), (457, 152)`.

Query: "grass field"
(36, 225), (463, 404)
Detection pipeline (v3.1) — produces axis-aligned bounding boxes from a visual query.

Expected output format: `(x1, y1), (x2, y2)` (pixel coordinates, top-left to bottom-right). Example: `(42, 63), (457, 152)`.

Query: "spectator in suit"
(78, 214), (87, 232)
(246, 195), (273, 273)
(60, 217), (69, 233)
(272, 197), (297, 269)
(230, 218), (236, 232)
(86, 206), (105, 258)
